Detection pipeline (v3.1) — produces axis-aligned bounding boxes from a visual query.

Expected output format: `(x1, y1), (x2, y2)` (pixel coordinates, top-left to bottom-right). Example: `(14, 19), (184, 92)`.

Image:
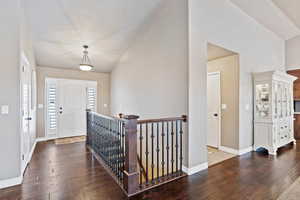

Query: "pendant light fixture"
(79, 45), (94, 71)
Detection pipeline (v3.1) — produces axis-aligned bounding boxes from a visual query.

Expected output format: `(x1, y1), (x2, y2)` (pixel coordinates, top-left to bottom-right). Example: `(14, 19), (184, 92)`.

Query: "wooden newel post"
(123, 115), (139, 196)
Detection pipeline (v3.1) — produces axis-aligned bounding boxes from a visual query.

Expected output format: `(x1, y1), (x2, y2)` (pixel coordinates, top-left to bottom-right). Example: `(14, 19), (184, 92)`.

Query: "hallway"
(1, 141), (300, 199)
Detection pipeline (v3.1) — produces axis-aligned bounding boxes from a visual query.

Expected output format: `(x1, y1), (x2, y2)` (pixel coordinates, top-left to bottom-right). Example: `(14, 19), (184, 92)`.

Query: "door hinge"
(22, 66), (25, 72)
(22, 154), (25, 160)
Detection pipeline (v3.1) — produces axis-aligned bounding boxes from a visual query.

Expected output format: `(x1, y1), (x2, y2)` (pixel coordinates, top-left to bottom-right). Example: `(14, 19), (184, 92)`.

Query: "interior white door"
(207, 72), (221, 148)
(58, 80), (87, 138)
(21, 57), (32, 172)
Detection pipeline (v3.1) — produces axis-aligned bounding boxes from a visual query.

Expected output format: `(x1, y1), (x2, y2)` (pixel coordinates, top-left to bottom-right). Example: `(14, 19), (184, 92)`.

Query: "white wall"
(111, 0), (188, 120)
(111, 0), (189, 166)
(189, 0), (285, 167)
(286, 36), (300, 70)
(0, 0), (21, 181)
(111, 0), (285, 170)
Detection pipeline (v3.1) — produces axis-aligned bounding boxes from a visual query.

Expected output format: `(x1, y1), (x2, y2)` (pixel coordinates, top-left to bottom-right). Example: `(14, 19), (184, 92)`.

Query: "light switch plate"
(104, 104), (108, 108)
(1, 105), (9, 114)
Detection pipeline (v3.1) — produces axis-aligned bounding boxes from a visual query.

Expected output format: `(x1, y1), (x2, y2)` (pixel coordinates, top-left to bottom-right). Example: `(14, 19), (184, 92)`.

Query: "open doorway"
(206, 43), (240, 166)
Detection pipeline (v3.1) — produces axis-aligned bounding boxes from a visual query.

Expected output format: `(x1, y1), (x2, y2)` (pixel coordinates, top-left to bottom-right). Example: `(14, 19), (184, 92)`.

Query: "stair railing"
(87, 110), (187, 196)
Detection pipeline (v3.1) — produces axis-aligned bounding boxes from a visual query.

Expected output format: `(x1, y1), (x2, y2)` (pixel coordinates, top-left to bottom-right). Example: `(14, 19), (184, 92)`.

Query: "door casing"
(45, 78), (97, 139)
(20, 53), (34, 175)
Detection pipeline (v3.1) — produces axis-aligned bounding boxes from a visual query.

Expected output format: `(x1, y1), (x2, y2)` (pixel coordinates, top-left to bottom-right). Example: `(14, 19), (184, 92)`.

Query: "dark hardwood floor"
(1, 141), (300, 200)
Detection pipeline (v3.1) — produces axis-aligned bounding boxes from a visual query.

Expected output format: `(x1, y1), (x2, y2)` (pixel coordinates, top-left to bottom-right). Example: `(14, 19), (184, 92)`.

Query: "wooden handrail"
(90, 111), (125, 122)
(119, 113), (187, 124)
(137, 115), (187, 124)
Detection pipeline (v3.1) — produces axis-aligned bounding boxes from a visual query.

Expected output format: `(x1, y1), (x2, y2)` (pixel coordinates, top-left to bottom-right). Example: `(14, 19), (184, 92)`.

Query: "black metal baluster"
(167, 121), (169, 176)
(122, 122), (125, 179)
(107, 120), (112, 169)
(161, 122), (165, 178)
(180, 120), (183, 173)
(117, 121), (120, 179)
(151, 123), (154, 183)
(111, 121), (114, 172)
(119, 121), (123, 179)
(156, 122), (160, 181)
(139, 124), (143, 185)
(115, 121), (118, 175)
(176, 120), (179, 173)
(113, 121), (117, 174)
(171, 121), (174, 175)
(145, 123), (149, 184)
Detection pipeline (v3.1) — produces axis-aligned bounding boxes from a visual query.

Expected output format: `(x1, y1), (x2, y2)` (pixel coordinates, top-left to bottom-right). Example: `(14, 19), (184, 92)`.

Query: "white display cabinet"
(253, 70), (297, 155)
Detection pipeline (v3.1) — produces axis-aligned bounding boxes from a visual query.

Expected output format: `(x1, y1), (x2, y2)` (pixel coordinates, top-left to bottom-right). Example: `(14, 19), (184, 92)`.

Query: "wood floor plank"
(0, 140), (300, 200)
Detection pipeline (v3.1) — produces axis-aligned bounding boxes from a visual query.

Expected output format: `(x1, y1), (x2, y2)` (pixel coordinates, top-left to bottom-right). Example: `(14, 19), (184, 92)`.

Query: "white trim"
(219, 146), (253, 155)
(21, 140), (37, 175)
(219, 146), (239, 155)
(286, 66), (300, 71)
(28, 141), (37, 163)
(182, 162), (208, 175)
(35, 135), (86, 143)
(0, 176), (23, 189)
(207, 71), (221, 148)
(20, 52), (31, 176)
(36, 137), (56, 142)
(238, 146), (253, 155)
(45, 78), (97, 139)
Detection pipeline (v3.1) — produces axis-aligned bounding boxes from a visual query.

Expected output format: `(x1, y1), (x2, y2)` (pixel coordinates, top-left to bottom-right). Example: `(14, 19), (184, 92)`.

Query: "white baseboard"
(238, 146), (253, 155)
(219, 146), (239, 155)
(0, 176), (22, 189)
(28, 141), (37, 163)
(219, 146), (253, 155)
(36, 137), (55, 142)
(21, 140), (37, 176)
(182, 162), (208, 175)
(36, 135), (86, 143)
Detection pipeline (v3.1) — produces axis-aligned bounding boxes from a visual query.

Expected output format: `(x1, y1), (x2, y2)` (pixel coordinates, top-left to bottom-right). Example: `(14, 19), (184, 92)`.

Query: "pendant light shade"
(79, 45), (93, 71)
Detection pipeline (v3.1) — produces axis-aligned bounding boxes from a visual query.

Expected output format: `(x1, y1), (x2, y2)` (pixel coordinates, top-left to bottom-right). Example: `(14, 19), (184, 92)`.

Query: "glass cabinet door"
(282, 84), (287, 117)
(277, 83), (282, 118)
(273, 82), (278, 119)
(286, 85), (292, 117)
(256, 83), (270, 118)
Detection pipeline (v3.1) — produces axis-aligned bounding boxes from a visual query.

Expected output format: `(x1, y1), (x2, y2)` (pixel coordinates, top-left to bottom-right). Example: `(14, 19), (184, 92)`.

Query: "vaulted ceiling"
(230, 0), (300, 40)
(25, 0), (162, 72)
(26, 1), (300, 72)
(272, 0), (300, 30)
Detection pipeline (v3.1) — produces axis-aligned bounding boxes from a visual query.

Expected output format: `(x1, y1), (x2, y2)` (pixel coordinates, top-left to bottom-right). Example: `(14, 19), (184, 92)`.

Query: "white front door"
(207, 72), (221, 148)
(21, 56), (32, 172)
(58, 80), (87, 138)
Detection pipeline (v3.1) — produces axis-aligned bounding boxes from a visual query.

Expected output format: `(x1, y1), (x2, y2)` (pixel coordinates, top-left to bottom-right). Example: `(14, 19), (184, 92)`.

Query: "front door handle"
(214, 113), (218, 117)
(25, 117), (32, 121)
